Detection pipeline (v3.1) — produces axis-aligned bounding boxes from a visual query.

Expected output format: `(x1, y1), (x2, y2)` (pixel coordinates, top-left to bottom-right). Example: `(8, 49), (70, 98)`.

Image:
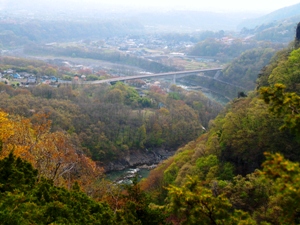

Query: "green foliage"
(145, 35), (300, 224)
(117, 177), (169, 225)
(168, 92), (181, 100)
(256, 47), (292, 89)
(0, 152), (38, 193)
(138, 97), (152, 108)
(196, 154), (219, 180)
(189, 37), (279, 61)
(86, 74), (99, 81)
(222, 48), (275, 91)
(105, 82), (142, 107)
(222, 172), (272, 215)
(0, 154), (116, 225)
(167, 176), (256, 225)
(0, 20), (143, 47)
(189, 38), (223, 57)
(268, 48), (300, 92)
(213, 97), (295, 175)
(62, 75), (72, 81)
(163, 162), (179, 186)
(262, 153), (300, 224)
(0, 77), (221, 162)
(218, 162), (235, 180)
(163, 150), (194, 186)
(260, 84), (300, 134)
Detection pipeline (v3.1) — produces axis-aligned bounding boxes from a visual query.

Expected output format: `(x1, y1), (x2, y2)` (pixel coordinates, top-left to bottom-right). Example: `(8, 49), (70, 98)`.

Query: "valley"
(1, 1), (300, 224)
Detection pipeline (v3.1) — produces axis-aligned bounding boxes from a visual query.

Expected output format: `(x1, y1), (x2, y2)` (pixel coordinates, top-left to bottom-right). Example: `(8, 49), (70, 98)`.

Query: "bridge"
(88, 68), (223, 84)
(58, 67), (247, 101)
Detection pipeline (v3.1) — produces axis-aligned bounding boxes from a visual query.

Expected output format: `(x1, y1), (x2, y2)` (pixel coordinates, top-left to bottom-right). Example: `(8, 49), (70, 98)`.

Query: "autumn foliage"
(0, 110), (103, 190)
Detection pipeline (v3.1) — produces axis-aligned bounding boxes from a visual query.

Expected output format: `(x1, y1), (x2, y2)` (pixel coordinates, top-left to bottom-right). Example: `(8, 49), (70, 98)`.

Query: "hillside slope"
(142, 36), (300, 223)
(238, 2), (300, 29)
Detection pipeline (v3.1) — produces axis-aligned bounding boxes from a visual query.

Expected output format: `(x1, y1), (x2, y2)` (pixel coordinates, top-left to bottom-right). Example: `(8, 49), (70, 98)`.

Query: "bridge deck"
(89, 68), (223, 84)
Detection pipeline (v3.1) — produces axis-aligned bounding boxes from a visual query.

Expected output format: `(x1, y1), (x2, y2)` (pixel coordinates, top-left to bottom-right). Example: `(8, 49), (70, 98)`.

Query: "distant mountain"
(239, 14), (300, 43)
(1, 1), (262, 33)
(0, 19), (144, 46)
(238, 2), (300, 29)
(133, 10), (257, 32)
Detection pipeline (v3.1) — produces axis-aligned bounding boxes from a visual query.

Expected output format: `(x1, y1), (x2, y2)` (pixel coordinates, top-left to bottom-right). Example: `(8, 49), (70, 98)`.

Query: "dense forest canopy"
(184, 47), (278, 100)
(0, 57), (223, 164)
(139, 37), (300, 224)
(0, 55), (221, 224)
(1, 2), (300, 223)
(221, 48), (276, 91)
(3, 37), (300, 223)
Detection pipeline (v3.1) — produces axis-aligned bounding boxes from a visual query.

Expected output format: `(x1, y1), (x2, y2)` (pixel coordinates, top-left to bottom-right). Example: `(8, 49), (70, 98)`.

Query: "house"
(42, 76), (49, 80)
(27, 76), (37, 83)
(50, 76), (58, 82)
(13, 73), (21, 79)
(5, 69), (13, 74)
(20, 72), (32, 78)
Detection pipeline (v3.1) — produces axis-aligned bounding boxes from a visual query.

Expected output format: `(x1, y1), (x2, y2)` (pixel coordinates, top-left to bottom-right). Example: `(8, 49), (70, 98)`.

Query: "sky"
(70, 0), (300, 13)
(1, 0), (300, 14)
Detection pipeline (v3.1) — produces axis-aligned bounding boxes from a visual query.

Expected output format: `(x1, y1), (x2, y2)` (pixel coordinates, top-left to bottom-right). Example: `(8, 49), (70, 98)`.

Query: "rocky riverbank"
(101, 148), (175, 173)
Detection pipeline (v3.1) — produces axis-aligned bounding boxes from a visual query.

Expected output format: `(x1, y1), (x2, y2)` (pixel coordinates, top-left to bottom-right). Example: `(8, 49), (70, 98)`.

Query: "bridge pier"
(214, 70), (222, 79)
(173, 74), (176, 84)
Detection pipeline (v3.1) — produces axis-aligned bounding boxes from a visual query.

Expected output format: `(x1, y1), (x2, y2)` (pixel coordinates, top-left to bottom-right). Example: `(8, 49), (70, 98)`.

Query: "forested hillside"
(188, 38), (277, 59)
(1, 3), (300, 222)
(239, 2), (300, 29)
(238, 3), (300, 43)
(0, 56), (223, 223)
(140, 38), (300, 223)
(0, 112), (167, 224)
(185, 46), (279, 99)
(0, 19), (144, 46)
(0, 57), (222, 164)
(2, 36), (300, 224)
(221, 48), (275, 91)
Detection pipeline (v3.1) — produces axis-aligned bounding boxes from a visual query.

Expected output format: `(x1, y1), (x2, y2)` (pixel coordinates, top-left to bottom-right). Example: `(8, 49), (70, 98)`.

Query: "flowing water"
(105, 167), (151, 184)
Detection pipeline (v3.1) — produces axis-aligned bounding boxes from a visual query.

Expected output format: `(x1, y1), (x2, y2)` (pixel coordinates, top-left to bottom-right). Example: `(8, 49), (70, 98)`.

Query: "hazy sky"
(75, 0), (300, 12)
(2, 0), (300, 13)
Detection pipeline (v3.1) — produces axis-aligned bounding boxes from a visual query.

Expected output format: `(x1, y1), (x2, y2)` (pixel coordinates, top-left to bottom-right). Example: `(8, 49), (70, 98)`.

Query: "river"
(105, 167), (151, 184)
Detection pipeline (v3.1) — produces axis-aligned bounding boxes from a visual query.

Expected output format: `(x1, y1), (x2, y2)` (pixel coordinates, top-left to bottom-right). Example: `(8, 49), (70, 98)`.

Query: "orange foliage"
(0, 110), (103, 190)
(0, 111), (14, 142)
(150, 85), (165, 95)
(74, 154), (104, 191)
(140, 157), (175, 192)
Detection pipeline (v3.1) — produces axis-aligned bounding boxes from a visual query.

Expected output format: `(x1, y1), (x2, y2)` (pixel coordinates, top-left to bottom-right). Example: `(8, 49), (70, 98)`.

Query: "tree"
(44, 67), (57, 77)
(0, 152), (37, 193)
(267, 48), (300, 93)
(261, 153), (300, 224)
(0, 153), (116, 225)
(0, 111), (14, 143)
(0, 111), (103, 190)
(166, 176), (255, 225)
(260, 83), (300, 134)
(116, 177), (169, 225)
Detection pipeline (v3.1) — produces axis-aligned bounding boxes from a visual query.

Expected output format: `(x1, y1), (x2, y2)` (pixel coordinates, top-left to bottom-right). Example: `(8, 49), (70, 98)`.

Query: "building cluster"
(87, 35), (193, 61)
(0, 69), (59, 86)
